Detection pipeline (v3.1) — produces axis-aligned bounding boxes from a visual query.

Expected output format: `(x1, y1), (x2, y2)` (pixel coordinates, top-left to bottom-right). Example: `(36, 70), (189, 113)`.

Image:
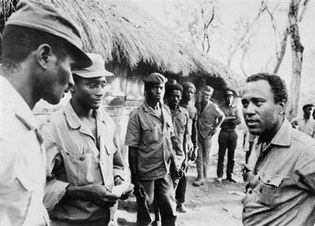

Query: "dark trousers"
(175, 170), (187, 203)
(136, 174), (177, 226)
(217, 129), (238, 179)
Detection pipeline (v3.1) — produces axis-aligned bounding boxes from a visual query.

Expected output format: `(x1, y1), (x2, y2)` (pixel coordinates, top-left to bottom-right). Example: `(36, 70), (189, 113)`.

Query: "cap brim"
(73, 70), (113, 78)
(70, 44), (92, 69)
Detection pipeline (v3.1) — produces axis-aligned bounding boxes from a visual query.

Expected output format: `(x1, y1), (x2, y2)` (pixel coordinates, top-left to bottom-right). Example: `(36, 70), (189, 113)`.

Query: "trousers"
(196, 134), (212, 179)
(217, 129), (238, 179)
(136, 174), (177, 226)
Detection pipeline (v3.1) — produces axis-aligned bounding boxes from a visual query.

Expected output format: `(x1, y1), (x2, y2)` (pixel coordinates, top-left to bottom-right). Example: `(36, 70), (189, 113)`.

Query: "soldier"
(166, 80), (190, 213)
(42, 54), (132, 226)
(180, 82), (198, 162)
(0, 1), (91, 225)
(193, 86), (225, 186)
(216, 90), (242, 183)
(125, 73), (177, 226)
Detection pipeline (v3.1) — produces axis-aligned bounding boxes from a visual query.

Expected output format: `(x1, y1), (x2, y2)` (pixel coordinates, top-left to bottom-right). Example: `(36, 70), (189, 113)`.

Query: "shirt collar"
(269, 118), (292, 147)
(64, 101), (105, 130)
(143, 101), (161, 113)
(0, 76), (38, 130)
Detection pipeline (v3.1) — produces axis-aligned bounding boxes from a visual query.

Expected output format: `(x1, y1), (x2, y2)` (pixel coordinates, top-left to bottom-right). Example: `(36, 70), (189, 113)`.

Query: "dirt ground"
(116, 131), (246, 226)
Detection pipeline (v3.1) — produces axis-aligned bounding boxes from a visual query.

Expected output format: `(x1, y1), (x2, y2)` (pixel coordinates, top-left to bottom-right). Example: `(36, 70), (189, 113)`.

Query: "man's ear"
(278, 100), (287, 115)
(36, 44), (53, 69)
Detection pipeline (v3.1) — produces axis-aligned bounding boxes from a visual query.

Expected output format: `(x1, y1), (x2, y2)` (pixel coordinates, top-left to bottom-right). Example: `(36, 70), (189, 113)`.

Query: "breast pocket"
(142, 123), (159, 145)
(63, 145), (94, 185)
(257, 173), (283, 206)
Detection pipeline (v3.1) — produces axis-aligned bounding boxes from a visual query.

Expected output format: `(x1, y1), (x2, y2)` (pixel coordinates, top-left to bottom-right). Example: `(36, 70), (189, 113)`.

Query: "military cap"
(72, 53), (113, 78)
(143, 72), (168, 84)
(182, 82), (196, 92)
(6, 0), (92, 68)
(166, 79), (183, 93)
(302, 104), (314, 112)
(203, 85), (214, 95)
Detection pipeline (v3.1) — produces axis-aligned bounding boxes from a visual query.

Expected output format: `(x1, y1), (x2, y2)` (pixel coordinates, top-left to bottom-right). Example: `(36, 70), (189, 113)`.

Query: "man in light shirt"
(42, 53), (132, 226)
(291, 104), (315, 138)
(0, 1), (91, 225)
(242, 73), (315, 226)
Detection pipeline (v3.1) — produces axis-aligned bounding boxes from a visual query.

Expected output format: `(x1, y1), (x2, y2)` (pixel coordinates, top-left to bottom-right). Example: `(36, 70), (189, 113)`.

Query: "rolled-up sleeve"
(125, 111), (140, 148)
(41, 123), (69, 213)
(113, 127), (125, 179)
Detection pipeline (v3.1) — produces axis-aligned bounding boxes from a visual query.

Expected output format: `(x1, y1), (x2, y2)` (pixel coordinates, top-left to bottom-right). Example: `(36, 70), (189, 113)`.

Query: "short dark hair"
(302, 104), (314, 112)
(72, 73), (84, 84)
(1, 25), (73, 70)
(246, 73), (288, 103)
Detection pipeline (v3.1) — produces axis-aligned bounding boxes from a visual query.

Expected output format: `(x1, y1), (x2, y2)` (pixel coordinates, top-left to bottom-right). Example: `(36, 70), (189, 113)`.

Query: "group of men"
(1, 1), (315, 226)
(0, 1), (133, 226)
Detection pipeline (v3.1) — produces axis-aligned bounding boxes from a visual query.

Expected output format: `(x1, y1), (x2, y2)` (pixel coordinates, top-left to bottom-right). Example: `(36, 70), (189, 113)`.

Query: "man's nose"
(244, 103), (255, 115)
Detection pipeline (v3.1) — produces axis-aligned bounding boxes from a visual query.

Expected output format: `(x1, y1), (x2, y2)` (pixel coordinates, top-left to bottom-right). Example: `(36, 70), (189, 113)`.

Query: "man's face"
(241, 80), (284, 136)
(303, 106), (313, 119)
(38, 55), (75, 105)
(147, 84), (165, 103)
(226, 95), (233, 106)
(168, 90), (182, 108)
(201, 91), (211, 102)
(183, 87), (195, 101)
(72, 76), (106, 110)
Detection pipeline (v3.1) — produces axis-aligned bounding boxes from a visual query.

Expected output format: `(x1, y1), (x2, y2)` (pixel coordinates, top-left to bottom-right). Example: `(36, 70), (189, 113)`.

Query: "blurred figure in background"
(193, 86), (225, 187)
(180, 82), (198, 163)
(216, 90), (242, 183)
(291, 104), (315, 138)
(166, 80), (190, 213)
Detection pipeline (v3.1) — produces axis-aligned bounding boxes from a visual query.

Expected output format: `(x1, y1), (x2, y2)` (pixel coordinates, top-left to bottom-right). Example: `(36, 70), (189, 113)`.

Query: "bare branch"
(226, 0), (267, 66)
(200, 2), (216, 54)
(299, 0), (311, 21)
(273, 28), (289, 74)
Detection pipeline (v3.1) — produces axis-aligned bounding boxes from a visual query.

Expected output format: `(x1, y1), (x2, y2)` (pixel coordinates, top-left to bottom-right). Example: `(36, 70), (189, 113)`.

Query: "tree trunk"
(288, 0), (304, 118)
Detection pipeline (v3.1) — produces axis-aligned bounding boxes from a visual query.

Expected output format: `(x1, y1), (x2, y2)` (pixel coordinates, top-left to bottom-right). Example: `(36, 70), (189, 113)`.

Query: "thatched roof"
(0, 0), (244, 92)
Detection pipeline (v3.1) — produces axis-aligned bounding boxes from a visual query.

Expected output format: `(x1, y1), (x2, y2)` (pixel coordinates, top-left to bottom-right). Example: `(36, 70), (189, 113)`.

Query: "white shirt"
(291, 116), (315, 138)
(0, 76), (48, 226)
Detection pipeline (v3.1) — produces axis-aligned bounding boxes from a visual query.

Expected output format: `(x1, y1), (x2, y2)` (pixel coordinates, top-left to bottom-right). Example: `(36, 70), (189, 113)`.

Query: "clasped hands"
(66, 182), (134, 207)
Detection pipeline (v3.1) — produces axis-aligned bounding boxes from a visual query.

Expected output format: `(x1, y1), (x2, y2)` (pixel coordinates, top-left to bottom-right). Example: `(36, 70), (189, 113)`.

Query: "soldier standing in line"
(193, 86), (225, 187)
(125, 73), (177, 226)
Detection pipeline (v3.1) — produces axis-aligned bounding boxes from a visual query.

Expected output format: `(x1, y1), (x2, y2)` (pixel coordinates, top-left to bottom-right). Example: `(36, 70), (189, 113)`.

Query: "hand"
(208, 128), (217, 137)
(120, 184), (134, 200)
(181, 158), (188, 170)
(67, 184), (119, 207)
(187, 141), (194, 153)
(134, 181), (145, 198)
(114, 176), (124, 186)
(189, 147), (198, 161)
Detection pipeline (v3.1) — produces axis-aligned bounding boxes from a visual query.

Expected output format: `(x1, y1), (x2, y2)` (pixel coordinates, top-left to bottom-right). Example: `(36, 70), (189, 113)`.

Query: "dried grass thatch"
(0, 0), (244, 92)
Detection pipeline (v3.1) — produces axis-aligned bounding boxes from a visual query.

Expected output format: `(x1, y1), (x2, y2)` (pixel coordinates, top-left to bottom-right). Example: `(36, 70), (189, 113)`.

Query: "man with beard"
(242, 73), (315, 226)
(42, 53), (132, 226)
(0, 1), (91, 225)
(216, 90), (242, 183)
(125, 73), (177, 226)
(166, 80), (190, 213)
